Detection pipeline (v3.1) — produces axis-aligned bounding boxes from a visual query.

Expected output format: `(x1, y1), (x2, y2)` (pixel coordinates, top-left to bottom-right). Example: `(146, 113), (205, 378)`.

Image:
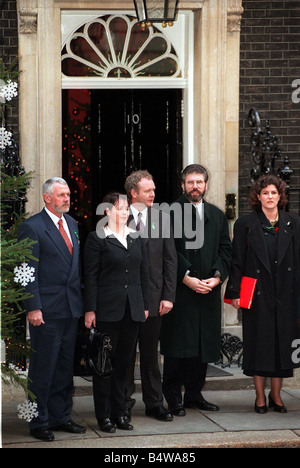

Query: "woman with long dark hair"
(226, 175), (300, 413)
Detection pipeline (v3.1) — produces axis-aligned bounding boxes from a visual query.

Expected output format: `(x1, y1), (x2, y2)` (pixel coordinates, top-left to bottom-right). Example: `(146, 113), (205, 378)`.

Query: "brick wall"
(1, 1), (300, 214)
(239, 0), (300, 215)
(0, 0), (19, 145)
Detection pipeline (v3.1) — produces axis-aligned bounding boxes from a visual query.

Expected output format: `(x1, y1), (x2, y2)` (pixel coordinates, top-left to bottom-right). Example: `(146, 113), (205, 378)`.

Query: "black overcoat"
(225, 210), (300, 372)
(160, 195), (232, 361)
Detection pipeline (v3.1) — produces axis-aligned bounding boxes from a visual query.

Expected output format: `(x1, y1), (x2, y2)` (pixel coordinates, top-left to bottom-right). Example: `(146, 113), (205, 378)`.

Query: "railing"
(248, 108), (295, 209)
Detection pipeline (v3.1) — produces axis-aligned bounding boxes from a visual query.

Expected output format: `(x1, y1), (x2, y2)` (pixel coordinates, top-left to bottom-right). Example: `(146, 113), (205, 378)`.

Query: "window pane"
(62, 15), (180, 79)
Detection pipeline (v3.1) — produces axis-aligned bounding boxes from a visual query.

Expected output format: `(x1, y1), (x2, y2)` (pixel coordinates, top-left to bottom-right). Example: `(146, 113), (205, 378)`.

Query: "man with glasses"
(160, 164), (232, 416)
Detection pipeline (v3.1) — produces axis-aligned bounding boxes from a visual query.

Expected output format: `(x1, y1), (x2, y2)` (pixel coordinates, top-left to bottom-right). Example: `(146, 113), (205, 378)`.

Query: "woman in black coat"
(226, 175), (300, 414)
(84, 192), (149, 432)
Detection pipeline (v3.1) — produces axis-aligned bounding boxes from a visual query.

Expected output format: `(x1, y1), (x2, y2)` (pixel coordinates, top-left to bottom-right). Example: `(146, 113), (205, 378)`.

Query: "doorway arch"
(61, 14), (181, 79)
(61, 12), (193, 236)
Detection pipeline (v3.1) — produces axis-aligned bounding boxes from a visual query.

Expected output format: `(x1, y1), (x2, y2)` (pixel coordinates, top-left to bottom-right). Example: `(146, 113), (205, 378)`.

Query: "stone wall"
(0, 0), (19, 144)
(239, 0), (300, 216)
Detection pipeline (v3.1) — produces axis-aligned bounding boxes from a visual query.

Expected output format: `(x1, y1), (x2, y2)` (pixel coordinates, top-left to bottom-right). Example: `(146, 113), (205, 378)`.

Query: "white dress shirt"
(44, 207), (73, 245)
(130, 205), (148, 227)
(104, 226), (135, 249)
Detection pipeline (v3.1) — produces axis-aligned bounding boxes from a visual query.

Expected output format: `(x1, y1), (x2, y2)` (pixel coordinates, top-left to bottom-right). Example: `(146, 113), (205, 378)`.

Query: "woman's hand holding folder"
(224, 277), (257, 310)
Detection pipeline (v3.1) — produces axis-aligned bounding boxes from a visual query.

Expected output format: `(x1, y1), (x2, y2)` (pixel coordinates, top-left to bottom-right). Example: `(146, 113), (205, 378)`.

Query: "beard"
(185, 188), (206, 203)
(55, 203), (70, 214)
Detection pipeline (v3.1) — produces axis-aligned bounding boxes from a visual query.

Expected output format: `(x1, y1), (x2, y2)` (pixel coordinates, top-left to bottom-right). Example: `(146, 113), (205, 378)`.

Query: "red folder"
(240, 276), (257, 309)
(224, 276), (257, 309)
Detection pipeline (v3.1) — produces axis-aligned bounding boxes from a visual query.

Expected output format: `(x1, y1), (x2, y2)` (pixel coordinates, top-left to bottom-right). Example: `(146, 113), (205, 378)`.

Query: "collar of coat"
(97, 226), (139, 251)
(245, 210), (295, 271)
(175, 193), (211, 222)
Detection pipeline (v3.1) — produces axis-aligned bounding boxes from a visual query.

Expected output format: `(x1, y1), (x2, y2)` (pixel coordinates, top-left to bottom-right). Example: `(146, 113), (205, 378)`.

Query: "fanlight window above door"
(61, 15), (181, 79)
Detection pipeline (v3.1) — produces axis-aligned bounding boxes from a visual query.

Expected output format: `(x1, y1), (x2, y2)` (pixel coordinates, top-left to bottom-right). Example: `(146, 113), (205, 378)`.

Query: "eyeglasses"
(185, 179), (206, 186)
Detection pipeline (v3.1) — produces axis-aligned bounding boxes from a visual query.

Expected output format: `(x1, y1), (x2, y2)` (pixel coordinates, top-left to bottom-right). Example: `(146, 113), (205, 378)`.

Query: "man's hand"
(85, 311), (96, 329)
(196, 277), (221, 294)
(143, 310), (149, 322)
(183, 275), (202, 292)
(159, 300), (173, 316)
(183, 275), (221, 294)
(28, 310), (45, 326)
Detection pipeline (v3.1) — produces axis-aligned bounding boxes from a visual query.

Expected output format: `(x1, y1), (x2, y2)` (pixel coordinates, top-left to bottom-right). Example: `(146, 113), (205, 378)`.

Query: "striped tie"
(58, 219), (73, 255)
(136, 212), (145, 233)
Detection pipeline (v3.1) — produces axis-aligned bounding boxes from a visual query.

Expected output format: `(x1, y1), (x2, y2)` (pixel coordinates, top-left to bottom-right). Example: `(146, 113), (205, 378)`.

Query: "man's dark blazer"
(125, 207), (177, 409)
(84, 229), (149, 322)
(18, 209), (83, 319)
(129, 208), (177, 316)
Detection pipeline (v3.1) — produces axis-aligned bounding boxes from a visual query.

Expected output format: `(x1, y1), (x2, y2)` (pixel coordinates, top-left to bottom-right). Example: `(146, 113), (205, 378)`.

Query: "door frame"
(61, 10), (194, 168)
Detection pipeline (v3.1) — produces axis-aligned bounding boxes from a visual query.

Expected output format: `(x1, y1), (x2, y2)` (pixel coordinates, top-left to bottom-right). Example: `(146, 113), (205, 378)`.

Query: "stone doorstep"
(3, 366), (299, 401)
(72, 373), (300, 397)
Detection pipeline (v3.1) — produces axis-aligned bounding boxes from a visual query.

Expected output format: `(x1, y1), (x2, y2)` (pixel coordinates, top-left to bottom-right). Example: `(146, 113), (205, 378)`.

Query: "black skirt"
(243, 369), (293, 378)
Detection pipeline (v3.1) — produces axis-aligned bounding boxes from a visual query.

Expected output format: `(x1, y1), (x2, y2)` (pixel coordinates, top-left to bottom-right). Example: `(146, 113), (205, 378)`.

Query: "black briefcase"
(87, 327), (114, 378)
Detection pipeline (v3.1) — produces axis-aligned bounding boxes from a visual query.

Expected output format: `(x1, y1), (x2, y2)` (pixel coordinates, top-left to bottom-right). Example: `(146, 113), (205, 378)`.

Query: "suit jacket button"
(124, 284), (128, 288)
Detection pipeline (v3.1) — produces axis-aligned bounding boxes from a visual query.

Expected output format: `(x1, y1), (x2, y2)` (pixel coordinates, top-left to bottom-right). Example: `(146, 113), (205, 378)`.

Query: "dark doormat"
(207, 364), (233, 377)
(133, 363), (233, 380)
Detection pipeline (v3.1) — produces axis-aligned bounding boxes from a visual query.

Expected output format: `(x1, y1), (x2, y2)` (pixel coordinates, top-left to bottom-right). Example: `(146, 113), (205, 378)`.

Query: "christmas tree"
(1, 58), (35, 398)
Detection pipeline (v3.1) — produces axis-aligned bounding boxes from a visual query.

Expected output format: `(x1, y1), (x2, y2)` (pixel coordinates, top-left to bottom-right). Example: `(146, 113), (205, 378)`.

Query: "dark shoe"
(123, 407), (132, 422)
(145, 405), (173, 421)
(51, 419), (86, 433)
(254, 398), (268, 414)
(124, 397), (135, 422)
(184, 399), (219, 412)
(112, 416), (133, 430)
(169, 404), (186, 417)
(98, 418), (116, 433)
(30, 426), (55, 442)
(268, 392), (287, 413)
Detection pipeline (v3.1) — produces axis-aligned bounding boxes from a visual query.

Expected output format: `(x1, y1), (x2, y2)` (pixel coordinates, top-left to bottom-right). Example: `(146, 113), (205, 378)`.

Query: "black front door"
(62, 88), (182, 239)
(91, 88), (182, 204)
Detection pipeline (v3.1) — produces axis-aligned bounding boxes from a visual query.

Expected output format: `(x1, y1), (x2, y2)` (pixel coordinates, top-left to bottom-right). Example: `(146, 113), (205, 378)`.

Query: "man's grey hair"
(42, 177), (68, 195)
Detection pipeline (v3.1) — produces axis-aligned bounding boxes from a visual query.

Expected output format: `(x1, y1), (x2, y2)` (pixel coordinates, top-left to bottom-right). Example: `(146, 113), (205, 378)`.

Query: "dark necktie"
(136, 212), (145, 233)
(58, 219), (73, 255)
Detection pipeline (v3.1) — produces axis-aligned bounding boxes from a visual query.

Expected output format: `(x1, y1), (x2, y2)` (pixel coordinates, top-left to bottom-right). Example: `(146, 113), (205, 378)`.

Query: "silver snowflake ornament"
(0, 126), (13, 150)
(14, 263), (36, 287)
(17, 401), (38, 423)
(0, 79), (18, 102)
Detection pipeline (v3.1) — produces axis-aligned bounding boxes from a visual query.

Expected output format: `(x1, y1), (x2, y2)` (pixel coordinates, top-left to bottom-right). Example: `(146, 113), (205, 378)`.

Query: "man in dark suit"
(18, 177), (85, 441)
(160, 165), (232, 415)
(125, 170), (177, 421)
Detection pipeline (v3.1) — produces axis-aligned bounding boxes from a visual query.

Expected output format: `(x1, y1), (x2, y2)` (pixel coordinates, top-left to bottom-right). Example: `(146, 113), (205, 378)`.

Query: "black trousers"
(162, 356), (207, 407)
(93, 305), (140, 421)
(126, 315), (163, 410)
(28, 318), (78, 429)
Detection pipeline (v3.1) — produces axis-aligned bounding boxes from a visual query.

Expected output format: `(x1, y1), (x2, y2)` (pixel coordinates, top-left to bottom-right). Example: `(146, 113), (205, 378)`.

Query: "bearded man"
(160, 164), (232, 416)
